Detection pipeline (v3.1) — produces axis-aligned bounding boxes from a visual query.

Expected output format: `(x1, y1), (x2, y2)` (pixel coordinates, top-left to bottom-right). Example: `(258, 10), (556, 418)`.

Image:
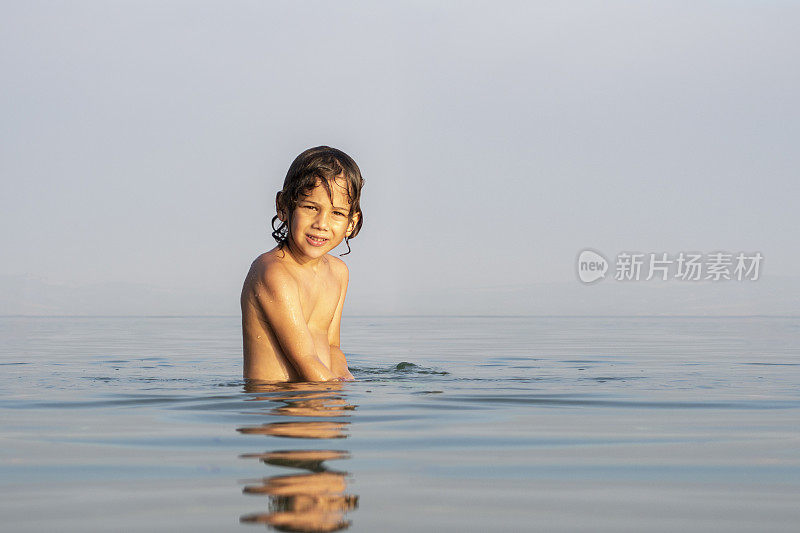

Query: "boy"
(241, 146), (364, 382)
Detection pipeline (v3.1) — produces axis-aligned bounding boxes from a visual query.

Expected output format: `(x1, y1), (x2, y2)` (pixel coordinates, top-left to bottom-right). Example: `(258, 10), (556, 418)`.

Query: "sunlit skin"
(241, 177), (360, 382)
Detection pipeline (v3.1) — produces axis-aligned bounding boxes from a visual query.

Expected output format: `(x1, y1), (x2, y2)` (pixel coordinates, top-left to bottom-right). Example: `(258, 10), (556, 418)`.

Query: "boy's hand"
(328, 346), (354, 381)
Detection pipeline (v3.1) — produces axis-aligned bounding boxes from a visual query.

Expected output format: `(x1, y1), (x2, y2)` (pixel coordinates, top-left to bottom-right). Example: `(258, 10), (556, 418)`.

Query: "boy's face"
(281, 177), (358, 261)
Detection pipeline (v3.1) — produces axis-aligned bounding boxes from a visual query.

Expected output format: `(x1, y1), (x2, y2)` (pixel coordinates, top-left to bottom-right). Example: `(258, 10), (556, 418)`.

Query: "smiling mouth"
(306, 235), (329, 247)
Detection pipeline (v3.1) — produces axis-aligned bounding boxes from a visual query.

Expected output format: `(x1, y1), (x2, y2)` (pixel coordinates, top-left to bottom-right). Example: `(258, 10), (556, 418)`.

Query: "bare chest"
(295, 270), (341, 331)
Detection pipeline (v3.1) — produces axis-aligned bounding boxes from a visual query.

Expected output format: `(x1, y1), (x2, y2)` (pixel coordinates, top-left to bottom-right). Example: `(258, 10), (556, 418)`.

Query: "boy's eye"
(333, 211), (347, 217)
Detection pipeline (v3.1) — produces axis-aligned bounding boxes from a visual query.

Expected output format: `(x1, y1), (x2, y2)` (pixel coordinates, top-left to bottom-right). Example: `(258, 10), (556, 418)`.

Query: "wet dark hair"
(271, 146), (364, 255)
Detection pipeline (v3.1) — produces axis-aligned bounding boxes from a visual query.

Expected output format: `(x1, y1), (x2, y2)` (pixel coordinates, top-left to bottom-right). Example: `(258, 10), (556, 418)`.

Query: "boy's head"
(272, 146), (364, 255)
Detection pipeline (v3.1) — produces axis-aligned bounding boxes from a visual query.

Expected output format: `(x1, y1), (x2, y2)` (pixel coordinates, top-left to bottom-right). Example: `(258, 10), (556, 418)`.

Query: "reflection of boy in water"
(239, 384), (358, 531)
(241, 147), (363, 382)
(242, 447), (357, 532)
(242, 470), (358, 532)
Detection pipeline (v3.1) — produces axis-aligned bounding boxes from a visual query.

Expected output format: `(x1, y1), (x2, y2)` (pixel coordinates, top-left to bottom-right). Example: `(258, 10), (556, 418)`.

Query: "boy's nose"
(312, 212), (330, 229)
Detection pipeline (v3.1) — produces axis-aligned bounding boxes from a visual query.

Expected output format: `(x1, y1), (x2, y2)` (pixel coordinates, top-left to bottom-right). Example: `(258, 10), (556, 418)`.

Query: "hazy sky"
(1, 1), (798, 315)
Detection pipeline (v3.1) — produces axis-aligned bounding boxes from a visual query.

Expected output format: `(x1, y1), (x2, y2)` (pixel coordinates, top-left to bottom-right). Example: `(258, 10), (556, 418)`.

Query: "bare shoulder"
(326, 255), (349, 284)
(245, 250), (297, 297)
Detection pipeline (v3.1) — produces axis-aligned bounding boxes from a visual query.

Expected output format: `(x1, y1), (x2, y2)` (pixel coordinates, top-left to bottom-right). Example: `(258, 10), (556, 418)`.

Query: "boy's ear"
(275, 192), (286, 222)
(346, 212), (360, 237)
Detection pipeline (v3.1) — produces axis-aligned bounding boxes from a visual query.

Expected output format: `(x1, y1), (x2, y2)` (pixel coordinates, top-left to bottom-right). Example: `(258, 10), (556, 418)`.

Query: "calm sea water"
(1, 316), (799, 532)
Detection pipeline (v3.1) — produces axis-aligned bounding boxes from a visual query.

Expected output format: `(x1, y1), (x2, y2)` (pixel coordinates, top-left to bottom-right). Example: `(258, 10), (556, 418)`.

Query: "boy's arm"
(328, 260), (354, 380)
(255, 265), (337, 382)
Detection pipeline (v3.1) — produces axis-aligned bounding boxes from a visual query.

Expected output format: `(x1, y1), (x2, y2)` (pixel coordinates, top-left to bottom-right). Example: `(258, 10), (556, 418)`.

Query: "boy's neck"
(281, 241), (325, 272)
